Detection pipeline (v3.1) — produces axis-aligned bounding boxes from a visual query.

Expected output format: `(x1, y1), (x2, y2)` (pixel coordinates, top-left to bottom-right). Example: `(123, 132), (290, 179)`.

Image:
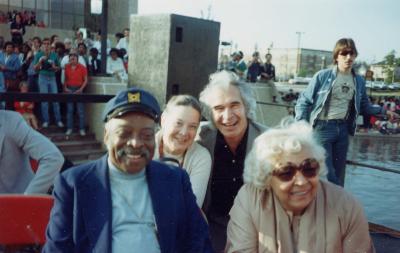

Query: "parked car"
(365, 81), (373, 89)
(288, 77), (311, 85)
(372, 81), (385, 90)
(391, 83), (400, 90)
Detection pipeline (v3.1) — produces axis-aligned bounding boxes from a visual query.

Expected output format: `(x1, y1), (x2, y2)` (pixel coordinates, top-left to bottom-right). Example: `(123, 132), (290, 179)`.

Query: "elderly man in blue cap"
(44, 88), (213, 253)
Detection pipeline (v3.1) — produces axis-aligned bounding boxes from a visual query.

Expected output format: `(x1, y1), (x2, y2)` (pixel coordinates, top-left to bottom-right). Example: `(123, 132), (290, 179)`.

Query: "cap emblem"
(128, 92), (140, 103)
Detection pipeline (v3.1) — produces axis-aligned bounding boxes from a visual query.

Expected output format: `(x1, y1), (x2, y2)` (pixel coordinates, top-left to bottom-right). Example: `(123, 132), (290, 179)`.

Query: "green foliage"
(297, 68), (308, 77)
(383, 50), (400, 83)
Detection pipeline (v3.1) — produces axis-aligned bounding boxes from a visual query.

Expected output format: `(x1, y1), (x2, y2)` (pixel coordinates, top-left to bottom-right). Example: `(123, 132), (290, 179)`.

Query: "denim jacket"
(0, 52), (5, 92)
(3, 52), (21, 80)
(295, 67), (385, 135)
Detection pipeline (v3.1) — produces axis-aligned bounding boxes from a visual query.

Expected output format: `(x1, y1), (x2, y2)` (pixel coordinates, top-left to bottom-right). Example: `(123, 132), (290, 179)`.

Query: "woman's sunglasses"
(271, 158), (320, 182)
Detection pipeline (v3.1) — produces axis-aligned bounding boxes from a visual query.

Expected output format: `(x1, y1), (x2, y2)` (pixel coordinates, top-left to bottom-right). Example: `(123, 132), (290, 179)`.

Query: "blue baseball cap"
(103, 88), (161, 122)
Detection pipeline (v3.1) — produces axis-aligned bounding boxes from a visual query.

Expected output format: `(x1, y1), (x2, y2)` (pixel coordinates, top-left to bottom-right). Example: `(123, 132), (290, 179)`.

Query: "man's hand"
(64, 87), (72, 93)
(386, 110), (399, 120)
(74, 88), (83, 94)
(40, 56), (48, 62)
(22, 113), (39, 130)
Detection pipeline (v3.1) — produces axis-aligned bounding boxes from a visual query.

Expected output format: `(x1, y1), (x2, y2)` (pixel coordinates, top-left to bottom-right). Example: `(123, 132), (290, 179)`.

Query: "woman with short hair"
(226, 119), (374, 253)
(154, 95), (212, 207)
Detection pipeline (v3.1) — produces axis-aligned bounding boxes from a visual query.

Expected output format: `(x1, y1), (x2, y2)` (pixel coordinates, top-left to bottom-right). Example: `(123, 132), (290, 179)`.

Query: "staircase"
(40, 126), (106, 166)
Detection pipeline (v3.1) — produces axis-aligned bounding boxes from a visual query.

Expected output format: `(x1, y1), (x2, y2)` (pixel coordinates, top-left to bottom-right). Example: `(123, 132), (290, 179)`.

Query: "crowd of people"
(361, 96), (400, 134)
(0, 9), (39, 27)
(0, 16), (131, 135)
(0, 34), (390, 252)
(219, 50), (276, 84)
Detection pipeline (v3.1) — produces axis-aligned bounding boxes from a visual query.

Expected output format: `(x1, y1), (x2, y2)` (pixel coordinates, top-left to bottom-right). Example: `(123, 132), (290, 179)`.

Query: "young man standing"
(295, 38), (398, 186)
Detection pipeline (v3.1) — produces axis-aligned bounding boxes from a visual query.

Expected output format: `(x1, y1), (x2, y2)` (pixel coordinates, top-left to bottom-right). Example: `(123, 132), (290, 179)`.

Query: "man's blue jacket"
(43, 155), (213, 253)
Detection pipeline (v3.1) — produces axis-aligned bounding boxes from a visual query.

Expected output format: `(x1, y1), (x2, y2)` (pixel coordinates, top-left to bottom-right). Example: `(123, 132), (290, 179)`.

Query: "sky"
(139, 0), (400, 63)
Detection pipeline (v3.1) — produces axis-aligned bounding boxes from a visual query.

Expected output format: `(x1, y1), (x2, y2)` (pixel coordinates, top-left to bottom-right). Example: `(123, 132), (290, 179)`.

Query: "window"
(2, 0), (85, 29)
(36, 9), (49, 25)
(36, 0), (49, 10)
(74, 0), (84, 14)
(50, 10), (61, 28)
(50, 0), (62, 12)
(175, 26), (183, 43)
(9, 0), (22, 8)
(62, 13), (74, 30)
(62, 0), (73, 14)
(75, 15), (84, 27)
(22, 0), (35, 9)
(172, 84), (180, 95)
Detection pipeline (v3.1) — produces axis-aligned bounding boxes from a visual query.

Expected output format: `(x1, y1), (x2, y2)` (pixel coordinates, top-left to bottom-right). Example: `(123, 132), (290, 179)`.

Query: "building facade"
(0, 0), (137, 34)
(370, 62), (400, 82)
(270, 48), (333, 81)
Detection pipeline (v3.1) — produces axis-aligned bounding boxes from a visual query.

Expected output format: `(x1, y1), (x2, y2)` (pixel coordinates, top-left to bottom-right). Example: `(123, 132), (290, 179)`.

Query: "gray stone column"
(85, 0), (137, 35)
(108, 0), (138, 34)
(128, 14), (220, 108)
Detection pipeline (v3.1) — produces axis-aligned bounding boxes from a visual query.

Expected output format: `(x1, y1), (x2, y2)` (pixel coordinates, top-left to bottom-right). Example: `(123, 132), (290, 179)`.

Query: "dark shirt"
(10, 21), (25, 45)
(247, 61), (262, 82)
(210, 127), (248, 217)
(89, 58), (101, 75)
(261, 63), (276, 81)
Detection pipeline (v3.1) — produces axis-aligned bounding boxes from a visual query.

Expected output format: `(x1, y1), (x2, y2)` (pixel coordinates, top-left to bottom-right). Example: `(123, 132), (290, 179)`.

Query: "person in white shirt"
(106, 48), (127, 81)
(153, 95), (212, 207)
(92, 30), (111, 56)
(116, 28), (129, 51)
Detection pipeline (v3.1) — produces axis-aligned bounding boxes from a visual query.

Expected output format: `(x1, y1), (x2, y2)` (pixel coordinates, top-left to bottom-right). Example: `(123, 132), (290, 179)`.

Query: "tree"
(383, 50), (400, 83)
(297, 68), (308, 77)
(353, 61), (369, 76)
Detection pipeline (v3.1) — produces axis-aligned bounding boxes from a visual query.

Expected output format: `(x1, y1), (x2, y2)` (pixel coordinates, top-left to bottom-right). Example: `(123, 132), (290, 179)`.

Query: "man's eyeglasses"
(339, 50), (355, 56)
(271, 158), (320, 182)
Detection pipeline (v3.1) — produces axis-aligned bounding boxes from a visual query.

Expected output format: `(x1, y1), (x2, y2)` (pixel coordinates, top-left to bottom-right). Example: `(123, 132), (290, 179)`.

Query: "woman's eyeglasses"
(271, 158), (320, 182)
(339, 50), (355, 56)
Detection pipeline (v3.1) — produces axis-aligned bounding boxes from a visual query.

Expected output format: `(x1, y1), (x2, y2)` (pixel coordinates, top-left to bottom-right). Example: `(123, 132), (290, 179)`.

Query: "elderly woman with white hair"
(225, 119), (374, 253)
(154, 95), (212, 207)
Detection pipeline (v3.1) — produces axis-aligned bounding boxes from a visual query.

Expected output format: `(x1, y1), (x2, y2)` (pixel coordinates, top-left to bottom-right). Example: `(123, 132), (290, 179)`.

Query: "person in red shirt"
(63, 53), (88, 136)
(14, 81), (39, 129)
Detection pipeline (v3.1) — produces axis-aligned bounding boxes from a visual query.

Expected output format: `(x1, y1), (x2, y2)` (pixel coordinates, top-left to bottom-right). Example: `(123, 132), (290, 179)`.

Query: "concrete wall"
(128, 14), (220, 108)
(167, 15), (220, 102)
(252, 83), (293, 127)
(85, 76), (127, 143)
(108, 0), (137, 34)
(128, 14), (171, 106)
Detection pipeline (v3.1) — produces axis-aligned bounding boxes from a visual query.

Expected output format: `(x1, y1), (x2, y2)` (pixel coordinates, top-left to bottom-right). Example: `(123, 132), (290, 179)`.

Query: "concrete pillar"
(128, 14), (220, 107)
(85, 0), (137, 35)
(108, 0), (137, 34)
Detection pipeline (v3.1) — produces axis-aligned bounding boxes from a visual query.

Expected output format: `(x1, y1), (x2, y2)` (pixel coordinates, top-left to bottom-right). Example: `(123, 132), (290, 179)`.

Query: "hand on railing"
(386, 110), (399, 121)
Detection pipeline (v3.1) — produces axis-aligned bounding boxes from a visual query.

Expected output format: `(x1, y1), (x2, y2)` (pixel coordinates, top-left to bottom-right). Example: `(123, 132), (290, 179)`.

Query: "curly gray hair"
(243, 118), (326, 190)
(199, 70), (257, 123)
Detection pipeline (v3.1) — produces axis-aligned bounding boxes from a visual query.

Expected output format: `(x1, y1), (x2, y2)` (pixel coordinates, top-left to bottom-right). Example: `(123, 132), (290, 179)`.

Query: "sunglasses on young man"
(272, 158), (320, 182)
(339, 50), (355, 56)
